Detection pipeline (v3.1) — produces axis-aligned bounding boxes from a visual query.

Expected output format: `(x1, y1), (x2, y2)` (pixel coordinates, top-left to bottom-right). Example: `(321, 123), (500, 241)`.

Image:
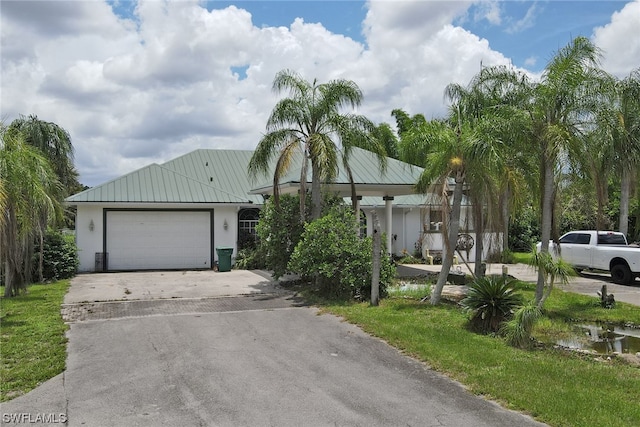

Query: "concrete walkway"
(397, 262), (640, 307)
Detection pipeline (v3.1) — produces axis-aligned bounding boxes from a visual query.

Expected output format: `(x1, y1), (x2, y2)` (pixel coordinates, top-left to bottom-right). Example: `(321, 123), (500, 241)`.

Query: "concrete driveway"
(1, 270), (546, 427)
(64, 269), (283, 303)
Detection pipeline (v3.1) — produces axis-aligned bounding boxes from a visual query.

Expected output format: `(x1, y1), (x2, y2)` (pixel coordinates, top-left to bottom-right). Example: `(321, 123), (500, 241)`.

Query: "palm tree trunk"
(299, 156), (309, 223)
(311, 162), (322, 220)
(595, 171), (608, 230)
(4, 260), (13, 297)
(619, 167), (631, 237)
(501, 186), (510, 255)
(537, 158), (555, 304)
(38, 227), (45, 283)
(431, 172), (465, 305)
(473, 200), (484, 277)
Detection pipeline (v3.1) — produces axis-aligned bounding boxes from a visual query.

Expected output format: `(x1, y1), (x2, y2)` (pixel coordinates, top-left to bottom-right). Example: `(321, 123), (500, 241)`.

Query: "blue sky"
(109, 0), (630, 71)
(3, 0), (639, 185)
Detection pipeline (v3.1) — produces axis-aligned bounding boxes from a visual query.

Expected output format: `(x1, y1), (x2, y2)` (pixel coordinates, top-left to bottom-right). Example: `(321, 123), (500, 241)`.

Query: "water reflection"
(557, 324), (640, 354)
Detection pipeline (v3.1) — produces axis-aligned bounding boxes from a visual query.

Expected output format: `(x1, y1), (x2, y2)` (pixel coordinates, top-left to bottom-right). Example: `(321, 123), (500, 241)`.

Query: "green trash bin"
(216, 247), (234, 272)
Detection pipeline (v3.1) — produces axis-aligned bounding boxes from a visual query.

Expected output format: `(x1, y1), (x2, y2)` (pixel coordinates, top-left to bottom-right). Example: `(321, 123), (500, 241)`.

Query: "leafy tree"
(508, 206), (540, 252)
(248, 69), (386, 222)
(288, 205), (395, 300)
(1, 125), (62, 297)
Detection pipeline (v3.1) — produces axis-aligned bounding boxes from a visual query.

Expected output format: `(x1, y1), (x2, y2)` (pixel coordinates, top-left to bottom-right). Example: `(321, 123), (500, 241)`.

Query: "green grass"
(387, 282), (432, 300)
(319, 284), (640, 427)
(512, 251), (534, 264)
(0, 280), (70, 402)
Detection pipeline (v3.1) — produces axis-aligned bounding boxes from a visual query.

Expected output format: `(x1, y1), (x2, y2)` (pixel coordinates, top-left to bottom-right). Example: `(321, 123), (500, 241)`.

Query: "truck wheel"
(611, 264), (632, 285)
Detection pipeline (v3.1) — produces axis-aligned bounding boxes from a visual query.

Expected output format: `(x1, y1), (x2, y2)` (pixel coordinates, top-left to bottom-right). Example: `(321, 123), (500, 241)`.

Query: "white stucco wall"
(74, 203), (255, 271)
(75, 205), (105, 272)
(213, 206), (240, 263)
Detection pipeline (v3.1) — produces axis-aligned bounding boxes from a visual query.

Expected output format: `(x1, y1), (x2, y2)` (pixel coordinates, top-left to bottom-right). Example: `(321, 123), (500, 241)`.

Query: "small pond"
(557, 323), (640, 355)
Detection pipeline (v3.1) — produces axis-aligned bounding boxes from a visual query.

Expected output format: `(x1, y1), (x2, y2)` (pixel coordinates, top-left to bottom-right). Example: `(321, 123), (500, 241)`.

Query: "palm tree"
(607, 69), (640, 237)
(1, 125), (62, 297)
(371, 122), (399, 159)
(480, 37), (605, 304)
(404, 118), (469, 304)
(248, 69), (385, 221)
(8, 115), (79, 197)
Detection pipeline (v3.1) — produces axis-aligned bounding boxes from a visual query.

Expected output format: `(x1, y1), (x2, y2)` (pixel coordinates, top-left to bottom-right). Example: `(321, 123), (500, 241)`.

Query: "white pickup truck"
(539, 230), (640, 285)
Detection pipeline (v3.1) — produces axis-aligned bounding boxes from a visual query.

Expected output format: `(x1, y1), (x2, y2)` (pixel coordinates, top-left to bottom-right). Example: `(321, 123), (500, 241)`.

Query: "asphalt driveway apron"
(2, 271), (546, 427)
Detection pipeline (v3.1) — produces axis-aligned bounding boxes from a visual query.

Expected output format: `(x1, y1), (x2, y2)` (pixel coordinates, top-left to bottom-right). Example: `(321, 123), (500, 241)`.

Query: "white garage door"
(106, 211), (212, 270)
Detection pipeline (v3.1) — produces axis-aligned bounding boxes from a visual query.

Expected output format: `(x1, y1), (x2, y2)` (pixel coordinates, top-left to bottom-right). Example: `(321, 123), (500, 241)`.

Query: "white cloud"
(474, 1), (502, 26)
(524, 56), (537, 67)
(3, 0), (633, 188)
(506, 3), (539, 34)
(592, 0), (640, 78)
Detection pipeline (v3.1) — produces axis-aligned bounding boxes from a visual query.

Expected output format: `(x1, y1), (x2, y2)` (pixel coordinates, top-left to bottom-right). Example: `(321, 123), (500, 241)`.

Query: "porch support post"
(383, 196), (394, 255)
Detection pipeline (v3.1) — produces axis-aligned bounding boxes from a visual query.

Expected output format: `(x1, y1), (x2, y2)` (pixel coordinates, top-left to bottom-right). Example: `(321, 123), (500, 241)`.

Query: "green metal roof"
(66, 147), (425, 204)
(66, 151), (261, 204)
(162, 149), (263, 204)
(250, 147), (424, 197)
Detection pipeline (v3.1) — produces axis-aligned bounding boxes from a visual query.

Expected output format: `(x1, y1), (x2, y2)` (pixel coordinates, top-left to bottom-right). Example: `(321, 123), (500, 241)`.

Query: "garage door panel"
(106, 211), (211, 270)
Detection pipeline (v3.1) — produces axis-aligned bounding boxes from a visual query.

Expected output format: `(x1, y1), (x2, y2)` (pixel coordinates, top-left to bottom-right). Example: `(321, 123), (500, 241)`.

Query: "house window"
(238, 208), (260, 249)
(429, 209), (443, 231)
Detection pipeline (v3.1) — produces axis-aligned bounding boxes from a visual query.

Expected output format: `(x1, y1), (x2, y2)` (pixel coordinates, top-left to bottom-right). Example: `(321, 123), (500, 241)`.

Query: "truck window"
(576, 234), (591, 244)
(559, 233), (593, 244)
(559, 233), (577, 244)
(597, 234), (627, 245)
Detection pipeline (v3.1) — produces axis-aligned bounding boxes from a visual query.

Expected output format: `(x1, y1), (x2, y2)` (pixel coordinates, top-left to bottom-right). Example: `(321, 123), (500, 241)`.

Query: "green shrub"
(288, 206), (395, 300)
(233, 247), (267, 270)
(255, 195), (309, 279)
(509, 207), (540, 252)
(460, 276), (523, 333)
(33, 230), (78, 281)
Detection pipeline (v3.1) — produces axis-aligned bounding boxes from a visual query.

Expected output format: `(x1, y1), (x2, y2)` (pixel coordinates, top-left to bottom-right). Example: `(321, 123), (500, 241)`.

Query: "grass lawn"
(512, 251), (534, 264)
(320, 282), (640, 427)
(0, 280), (70, 402)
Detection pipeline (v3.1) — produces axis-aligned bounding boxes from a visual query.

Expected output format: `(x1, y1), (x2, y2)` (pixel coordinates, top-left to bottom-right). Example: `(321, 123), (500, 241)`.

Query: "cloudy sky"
(2, 0), (639, 187)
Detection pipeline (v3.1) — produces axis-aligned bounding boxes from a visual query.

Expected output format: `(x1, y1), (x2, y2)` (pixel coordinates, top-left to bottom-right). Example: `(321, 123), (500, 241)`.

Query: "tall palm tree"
(399, 116), (477, 304)
(248, 69), (385, 221)
(1, 125), (62, 297)
(480, 37), (605, 304)
(607, 69), (640, 237)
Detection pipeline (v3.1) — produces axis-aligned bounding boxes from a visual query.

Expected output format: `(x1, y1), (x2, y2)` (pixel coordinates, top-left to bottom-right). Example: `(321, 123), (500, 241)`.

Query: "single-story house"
(66, 147), (498, 272)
